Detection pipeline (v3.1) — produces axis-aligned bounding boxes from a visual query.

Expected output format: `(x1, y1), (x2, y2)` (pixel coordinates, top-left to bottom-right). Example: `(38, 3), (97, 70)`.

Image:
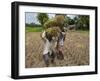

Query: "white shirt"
(41, 31), (57, 55)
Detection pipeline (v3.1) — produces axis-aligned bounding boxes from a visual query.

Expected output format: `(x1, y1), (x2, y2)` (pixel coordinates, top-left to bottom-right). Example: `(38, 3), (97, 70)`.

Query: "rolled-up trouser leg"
(43, 54), (49, 67)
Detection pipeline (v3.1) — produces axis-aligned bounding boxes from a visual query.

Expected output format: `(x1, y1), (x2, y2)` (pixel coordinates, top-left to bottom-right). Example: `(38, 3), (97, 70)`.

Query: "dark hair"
(45, 32), (52, 42)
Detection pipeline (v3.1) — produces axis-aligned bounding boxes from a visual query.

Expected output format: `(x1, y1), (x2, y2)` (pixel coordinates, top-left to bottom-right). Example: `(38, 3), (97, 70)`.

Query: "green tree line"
(26, 13), (89, 30)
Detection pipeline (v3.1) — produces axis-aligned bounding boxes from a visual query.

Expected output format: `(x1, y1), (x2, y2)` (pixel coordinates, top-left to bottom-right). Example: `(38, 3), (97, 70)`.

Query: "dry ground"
(25, 31), (89, 68)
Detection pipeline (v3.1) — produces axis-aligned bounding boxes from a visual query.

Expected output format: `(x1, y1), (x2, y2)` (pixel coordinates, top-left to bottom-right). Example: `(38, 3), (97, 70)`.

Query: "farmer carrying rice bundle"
(41, 15), (66, 66)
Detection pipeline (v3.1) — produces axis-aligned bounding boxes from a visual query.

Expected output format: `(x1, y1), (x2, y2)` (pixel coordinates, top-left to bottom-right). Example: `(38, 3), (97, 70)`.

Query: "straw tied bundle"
(44, 15), (65, 38)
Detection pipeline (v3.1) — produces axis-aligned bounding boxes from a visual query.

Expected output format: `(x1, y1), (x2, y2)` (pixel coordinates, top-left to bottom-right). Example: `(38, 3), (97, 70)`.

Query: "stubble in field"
(25, 31), (89, 68)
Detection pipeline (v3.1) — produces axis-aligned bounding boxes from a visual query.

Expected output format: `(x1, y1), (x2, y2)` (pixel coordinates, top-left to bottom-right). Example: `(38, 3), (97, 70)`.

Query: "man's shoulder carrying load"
(41, 27), (61, 42)
(41, 15), (66, 41)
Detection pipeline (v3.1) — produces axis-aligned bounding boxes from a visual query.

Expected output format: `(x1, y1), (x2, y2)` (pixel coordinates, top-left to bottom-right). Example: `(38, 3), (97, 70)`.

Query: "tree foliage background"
(37, 13), (49, 26)
(36, 13), (89, 30)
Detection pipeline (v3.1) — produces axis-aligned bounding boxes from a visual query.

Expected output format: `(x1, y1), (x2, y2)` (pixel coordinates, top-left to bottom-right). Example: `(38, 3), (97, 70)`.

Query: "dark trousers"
(43, 51), (55, 67)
